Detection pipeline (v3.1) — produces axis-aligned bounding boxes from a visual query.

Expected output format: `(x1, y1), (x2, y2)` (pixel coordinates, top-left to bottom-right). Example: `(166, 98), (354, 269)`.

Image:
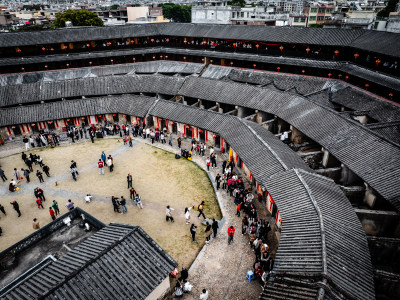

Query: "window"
(319, 8), (325, 13)
(311, 8), (318, 13)
(232, 12), (235, 18)
(326, 8), (333, 13)
(310, 16), (316, 21)
(301, 18), (306, 22)
(294, 17), (299, 22)
(317, 16), (324, 21)
(325, 16), (330, 20)
(241, 12), (244, 18)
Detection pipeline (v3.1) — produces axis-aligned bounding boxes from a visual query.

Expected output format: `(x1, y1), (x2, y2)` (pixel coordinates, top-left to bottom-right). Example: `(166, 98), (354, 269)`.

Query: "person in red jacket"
(98, 159), (104, 175)
(228, 226), (235, 244)
(36, 198), (44, 209)
(49, 207), (56, 220)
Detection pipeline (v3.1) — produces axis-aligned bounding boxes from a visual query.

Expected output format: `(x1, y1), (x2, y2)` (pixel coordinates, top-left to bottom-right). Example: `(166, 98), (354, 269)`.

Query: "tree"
(227, 0), (246, 7)
(52, 9), (103, 28)
(309, 23), (323, 28)
(160, 4), (191, 23)
(377, 0), (399, 18)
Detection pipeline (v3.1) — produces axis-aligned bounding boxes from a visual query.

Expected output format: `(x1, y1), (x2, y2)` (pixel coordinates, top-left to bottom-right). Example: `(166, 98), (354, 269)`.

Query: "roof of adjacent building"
(1, 223), (177, 300)
(178, 76), (400, 209)
(0, 24), (399, 57)
(261, 169), (375, 300)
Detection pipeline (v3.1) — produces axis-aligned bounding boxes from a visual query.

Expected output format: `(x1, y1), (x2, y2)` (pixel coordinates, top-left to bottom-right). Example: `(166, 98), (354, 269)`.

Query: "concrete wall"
(145, 276), (170, 300)
(192, 7), (232, 24)
(355, 208), (400, 237)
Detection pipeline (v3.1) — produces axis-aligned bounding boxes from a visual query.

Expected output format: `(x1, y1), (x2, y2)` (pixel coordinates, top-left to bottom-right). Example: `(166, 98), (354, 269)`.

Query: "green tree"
(52, 9), (103, 28)
(110, 5), (120, 10)
(160, 4), (192, 23)
(227, 0), (246, 7)
(377, 0), (399, 18)
(309, 23), (324, 28)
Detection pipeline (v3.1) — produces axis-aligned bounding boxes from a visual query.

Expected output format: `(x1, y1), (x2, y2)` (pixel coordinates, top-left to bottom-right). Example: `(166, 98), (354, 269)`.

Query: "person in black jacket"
(43, 165), (50, 177)
(10, 200), (21, 217)
(212, 219), (219, 238)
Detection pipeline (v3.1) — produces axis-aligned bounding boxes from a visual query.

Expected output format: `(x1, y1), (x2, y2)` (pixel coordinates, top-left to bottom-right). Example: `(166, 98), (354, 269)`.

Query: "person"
(49, 207), (56, 220)
(174, 281), (184, 298)
(200, 289), (209, 300)
(14, 168), (21, 181)
(112, 196), (120, 213)
(135, 194), (143, 209)
(190, 224), (197, 242)
(120, 196), (127, 214)
(29, 136), (35, 148)
(107, 155), (113, 172)
(197, 201), (206, 219)
(65, 199), (74, 211)
(52, 200), (60, 216)
(33, 218), (40, 230)
(23, 136), (29, 150)
(25, 158), (33, 172)
(9, 180), (17, 192)
(43, 165), (50, 177)
(206, 157), (210, 171)
(85, 194), (93, 203)
(70, 167), (77, 181)
(101, 151), (107, 164)
(70, 161), (79, 175)
(184, 207), (191, 224)
(212, 219), (219, 238)
(178, 267), (189, 282)
(22, 168), (30, 183)
(160, 132), (166, 144)
(215, 173), (221, 190)
(129, 187), (136, 200)
(177, 137), (182, 148)
(36, 170), (44, 183)
(98, 159), (104, 175)
(36, 197), (44, 209)
(10, 200), (21, 217)
(127, 173), (133, 188)
(0, 204), (6, 215)
(166, 205), (174, 222)
(205, 221), (212, 244)
(168, 134), (172, 146)
(36, 155), (43, 167)
(128, 135), (133, 147)
(0, 168), (7, 182)
(228, 225), (235, 244)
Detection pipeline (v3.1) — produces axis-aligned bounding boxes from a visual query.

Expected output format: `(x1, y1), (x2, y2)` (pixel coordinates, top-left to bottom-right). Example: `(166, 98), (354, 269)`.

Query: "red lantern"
(210, 60), (213, 64)
(113, 114), (116, 116)
(16, 48), (21, 53)
(328, 73), (332, 78)
(86, 44), (90, 48)
(233, 43), (236, 48)
(32, 123), (36, 126)
(389, 93), (393, 98)
(82, 117), (85, 120)
(354, 53), (359, 60)
(201, 58), (205, 62)
(365, 83), (369, 89)
(50, 48), (54, 51)
(11, 126), (16, 129)
(98, 115), (102, 117)
(253, 64), (256, 69)
(256, 44), (259, 50)
(166, 38), (170, 43)
(230, 62), (233, 66)
(66, 64), (70, 68)
(44, 65), (48, 70)
(153, 56), (156, 60)
(345, 76), (349, 80)
(67, 119), (70, 121)
(184, 39), (187, 45)
(183, 57), (186, 61)
(338, 74), (342, 79)
(130, 40), (134, 44)
(302, 70), (305, 75)
(111, 59), (114, 64)
(203, 40), (207, 45)
(89, 61), (92, 66)
(277, 67), (280, 72)
(375, 59), (381, 66)
(42, 47), (46, 51)
(334, 50), (339, 56)
(21, 67), (25, 72)
(165, 56), (168, 60)
(48, 121), (52, 124)
(160, 55), (163, 59)
(279, 45), (284, 52)
(123, 115), (127, 118)
(306, 47), (310, 54)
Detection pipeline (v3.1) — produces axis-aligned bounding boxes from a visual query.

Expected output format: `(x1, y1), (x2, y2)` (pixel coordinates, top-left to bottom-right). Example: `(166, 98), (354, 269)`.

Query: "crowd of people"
(22, 132), (60, 150)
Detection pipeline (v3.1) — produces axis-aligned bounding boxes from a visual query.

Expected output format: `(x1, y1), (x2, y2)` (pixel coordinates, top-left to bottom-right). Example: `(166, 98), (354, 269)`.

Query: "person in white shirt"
(85, 194), (93, 203)
(166, 205), (174, 222)
(199, 289), (208, 300)
(184, 207), (191, 224)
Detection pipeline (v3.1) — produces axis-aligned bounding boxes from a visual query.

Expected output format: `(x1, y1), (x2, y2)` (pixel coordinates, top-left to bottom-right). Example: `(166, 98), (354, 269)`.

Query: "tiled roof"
(261, 169), (375, 300)
(178, 77), (400, 209)
(1, 223), (177, 300)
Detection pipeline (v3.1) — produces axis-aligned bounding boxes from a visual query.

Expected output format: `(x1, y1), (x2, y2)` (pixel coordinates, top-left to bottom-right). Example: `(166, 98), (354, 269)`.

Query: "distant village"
(0, 0), (399, 32)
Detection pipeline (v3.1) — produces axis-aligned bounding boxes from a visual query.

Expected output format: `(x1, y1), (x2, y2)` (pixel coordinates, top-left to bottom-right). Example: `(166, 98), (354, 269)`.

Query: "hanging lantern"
(133, 57), (136, 62)
(338, 74), (342, 79)
(354, 53), (359, 60)
(345, 75), (349, 80)
(89, 61), (92, 66)
(11, 126), (16, 129)
(86, 44), (90, 48)
(66, 63), (70, 68)
(277, 67), (280, 72)
(230, 62), (233, 66)
(389, 93), (393, 98)
(113, 114), (116, 116)
(110, 59), (114, 64)
(98, 115), (102, 117)
(130, 40), (134, 44)
(165, 56), (168, 60)
(123, 115), (127, 118)
(152, 56), (156, 60)
(253, 64), (256, 69)
(210, 60), (213, 64)
(201, 58), (205, 62)
(67, 119), (70, 121)
(44, 65), (48, 70)
(306, 47), (310, 54)
(82, 117), (85, 120)
(302, 70), (305, 75)
(63, 45), (67, 50)
(334, 50), (339, 56)
(256, 44), (259, 50)
(184, 39), (187, 45)
(166, 38), (170, 43)
(16, 48), (21, 53)
(233, 43), (236, 48)
(48, 121), (52, 124)
(151, 39), (154, 43)
(183, 57), (186, 61)
(365, 83), (369, 89)
(203, 40), (207, 45)
(328, 73), (332, 78)
(50, 48), (54, 51)
(375, 59), (381, 66)
(21, 67), (25, 72)
(213, 134), (217, 138)
(279, 45), (284, 52)
(32, 123), (36, 126)
(42, 47), (46, 51)
(160, 55), (163, 59)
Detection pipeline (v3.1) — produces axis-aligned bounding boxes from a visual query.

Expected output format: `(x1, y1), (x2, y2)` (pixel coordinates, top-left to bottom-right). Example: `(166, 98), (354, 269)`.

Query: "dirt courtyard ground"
(0, 138), (221, 270)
